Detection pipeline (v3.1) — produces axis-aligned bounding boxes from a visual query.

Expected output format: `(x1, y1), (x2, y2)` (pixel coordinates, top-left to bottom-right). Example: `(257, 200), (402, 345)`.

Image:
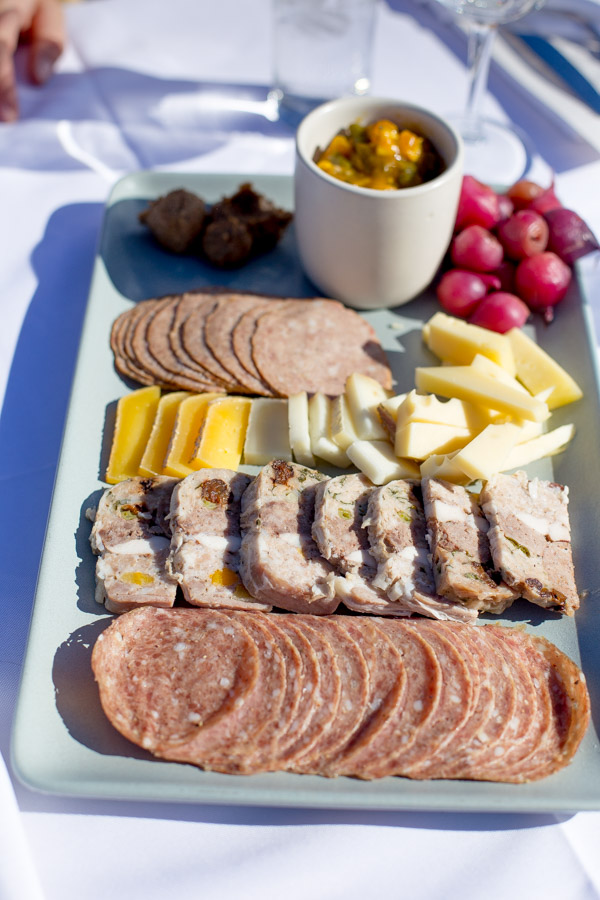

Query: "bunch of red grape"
(436, 176), (599, 332)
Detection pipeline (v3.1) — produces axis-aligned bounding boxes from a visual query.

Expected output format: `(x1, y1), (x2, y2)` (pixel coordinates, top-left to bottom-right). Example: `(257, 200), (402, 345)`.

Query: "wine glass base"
(447, 115), (534, 186)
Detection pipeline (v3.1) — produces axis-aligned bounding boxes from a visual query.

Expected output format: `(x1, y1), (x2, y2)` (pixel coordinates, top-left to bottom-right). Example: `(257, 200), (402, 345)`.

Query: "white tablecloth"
(1, 1), (600, 897)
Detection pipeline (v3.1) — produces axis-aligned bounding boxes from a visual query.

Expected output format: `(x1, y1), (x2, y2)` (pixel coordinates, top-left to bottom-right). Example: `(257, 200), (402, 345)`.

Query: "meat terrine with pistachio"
(422, 477), (518, 614)
(480, 471), (579, 615)
(89, 476), (178, 614)
(311, 473), (410, 615)
(239, 460), (339, 614)
(167, 468), (271, 611)
(364, 480), (477, 623)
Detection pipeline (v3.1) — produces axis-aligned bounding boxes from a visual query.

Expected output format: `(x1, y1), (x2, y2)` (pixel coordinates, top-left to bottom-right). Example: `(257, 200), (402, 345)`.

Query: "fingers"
(0, 8), (21, 120)
(28, 0), (63, 84)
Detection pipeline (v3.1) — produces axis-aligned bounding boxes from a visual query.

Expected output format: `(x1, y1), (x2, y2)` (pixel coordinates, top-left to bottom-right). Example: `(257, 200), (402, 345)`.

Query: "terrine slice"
(480, 471), (579, 615)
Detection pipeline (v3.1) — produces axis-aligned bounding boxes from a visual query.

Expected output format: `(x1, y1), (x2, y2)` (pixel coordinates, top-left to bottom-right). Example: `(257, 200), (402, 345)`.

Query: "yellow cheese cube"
(346, 440), (420, 485)
(395, 421), (473, 460)
(138, 391), (190, 477)
(415, 366), (550, 422)
(419, 452), (470, 484)
(330, 394), (360, 451)
(452, 423), (522, 482)
(163, 392), (223, 478)
(345, 372), (390, 441)
(190, 396), (252, 470)
(288, 392), (316, 467)
(244, 398), (291, 465)
(503, 423), (575, 470)
(309, 393), (351, 468)
(424, 312), (515, 375)
(105, 385), (161, 484)
(506, 328), (583, 409)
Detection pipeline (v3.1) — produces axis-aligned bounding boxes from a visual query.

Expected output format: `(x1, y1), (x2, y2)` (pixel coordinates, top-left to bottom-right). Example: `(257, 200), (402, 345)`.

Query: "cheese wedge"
(288, 392), (316, 467)
(506, 327), (583, 409)
(415, 366), (550, 422)
(424, 312), (515, 374)
(503, 423), (575, 470)
(330, 394), (361, 451)
(138, 391), (190, 477)
(395, 421), (473, 460)
(105, 385), (161, 484)
(244, 398), (291, 465)
(452, 423), (522, 482)
(394, 389), (490, 431)
(346, 440), (420, 485)
(469, 353), (529, 394)
(191, 396), (252, 470)
(345, 372), (390, 440)
(419, 452), (470, 484)
(308, 393), (350, 468)
(163, 392), (223, 478)
(377, 393), (408, 441)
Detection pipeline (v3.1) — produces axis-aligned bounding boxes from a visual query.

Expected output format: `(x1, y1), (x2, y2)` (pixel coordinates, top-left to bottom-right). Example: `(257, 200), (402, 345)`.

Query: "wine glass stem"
(464, 22), (497, 143)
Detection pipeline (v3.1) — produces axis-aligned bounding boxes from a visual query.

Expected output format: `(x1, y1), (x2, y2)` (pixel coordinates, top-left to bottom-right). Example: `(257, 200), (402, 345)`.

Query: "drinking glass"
(270, 0), (378, 122)
(432, 0), (547, 183)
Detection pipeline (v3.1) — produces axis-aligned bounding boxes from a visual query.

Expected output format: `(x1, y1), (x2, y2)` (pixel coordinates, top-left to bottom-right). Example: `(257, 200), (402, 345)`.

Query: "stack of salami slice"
(92, 607), (590, 783)
(110, 291), (392, 397)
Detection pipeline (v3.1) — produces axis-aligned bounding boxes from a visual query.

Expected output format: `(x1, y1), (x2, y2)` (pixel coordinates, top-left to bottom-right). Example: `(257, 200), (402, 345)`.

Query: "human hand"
(0, 0), (65, 121)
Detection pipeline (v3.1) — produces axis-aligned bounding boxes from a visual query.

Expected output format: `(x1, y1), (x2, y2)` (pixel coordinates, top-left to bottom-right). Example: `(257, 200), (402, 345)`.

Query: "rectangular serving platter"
(11, 171), (600, 812)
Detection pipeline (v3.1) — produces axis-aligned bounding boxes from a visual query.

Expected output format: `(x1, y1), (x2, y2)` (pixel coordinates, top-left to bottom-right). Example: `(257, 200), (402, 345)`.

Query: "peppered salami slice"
(191, 611), (286, 774)
(231, 300), (283, 384)
(275, 616), (341, 765)
(418, 624), (517, 779)
(265, 616), (321, 759)
(91, 607), (260, 755)
(345, 620), (442, 780)
(181, 299), (242, 390)
(323, 618), (407, 777)
(289, 616), (369, 773)
(407, 622), (490, 778)
(251, 298), (392, 397)
(204, 294), (274, 396)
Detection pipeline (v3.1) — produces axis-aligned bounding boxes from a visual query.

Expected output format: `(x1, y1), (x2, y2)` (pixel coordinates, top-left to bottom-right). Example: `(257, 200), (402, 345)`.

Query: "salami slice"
(204, 294), (274, 396)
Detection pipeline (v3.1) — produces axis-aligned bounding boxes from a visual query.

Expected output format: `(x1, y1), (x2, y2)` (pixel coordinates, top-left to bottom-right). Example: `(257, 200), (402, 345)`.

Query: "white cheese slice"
(330, 394), (360, 450)
(503, 424), (575, 470)
(346, 440), (420, 485)
(308, 393), (350, 468)
(288, 392), (316, 467)
(345, 372), (390, 440)
(243, 398), (292, 465)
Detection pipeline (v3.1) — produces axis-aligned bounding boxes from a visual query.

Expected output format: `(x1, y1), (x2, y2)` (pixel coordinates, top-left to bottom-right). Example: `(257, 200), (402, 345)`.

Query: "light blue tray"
(11, 171), (600, 811)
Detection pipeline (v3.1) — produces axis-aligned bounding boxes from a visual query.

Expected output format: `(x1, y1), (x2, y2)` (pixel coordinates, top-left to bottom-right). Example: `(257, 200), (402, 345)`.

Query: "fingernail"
(33, 45), (60, 84)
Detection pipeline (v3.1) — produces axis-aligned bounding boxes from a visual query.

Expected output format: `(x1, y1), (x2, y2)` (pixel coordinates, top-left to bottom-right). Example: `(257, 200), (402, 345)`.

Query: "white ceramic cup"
(294, 96), (464, 309)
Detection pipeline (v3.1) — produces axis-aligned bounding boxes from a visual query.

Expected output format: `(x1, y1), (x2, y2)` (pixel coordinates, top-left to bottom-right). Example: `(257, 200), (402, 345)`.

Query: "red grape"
(497, 210), (549, 260)
(544, 208), (600, 265)
(515, 252), (572, 315)
(497, 194), (514, 224)
(506, 180), (544, 210)
(436, 269), (489, 317)
(455, 175), (501, 230)
(451, 225), (504, 272)
(468, 292), (530, 333)
(528, 182), (562, 214)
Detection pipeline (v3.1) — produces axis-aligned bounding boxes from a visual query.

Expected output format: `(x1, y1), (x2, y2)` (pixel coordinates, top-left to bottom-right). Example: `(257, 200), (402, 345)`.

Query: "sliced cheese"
(424, 311), (516, 374)
(105, 385), (161, 484)
(503, 424), (575, 470)
(469, 353), (529, 394)
(452, 423), (522, 482)
(330, 393), (360, 450)
(419, 452), (470, 484)
(346, 440), (420, 485)
(138, 391), (190, 477)
(394, 389), (489, 431)
(345, 372), (390, 440)
(506, 327), (583, 409)
(395, 421), (473, 460)
(415, 366), (550, 422)
(191, 396), (252, 470)
(244, 398), (291, 465)
(288, 392), (316, 467)
(163, 392), (223, 478)
(308, 393), (350, 468)
(377, 392), (407, 441)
